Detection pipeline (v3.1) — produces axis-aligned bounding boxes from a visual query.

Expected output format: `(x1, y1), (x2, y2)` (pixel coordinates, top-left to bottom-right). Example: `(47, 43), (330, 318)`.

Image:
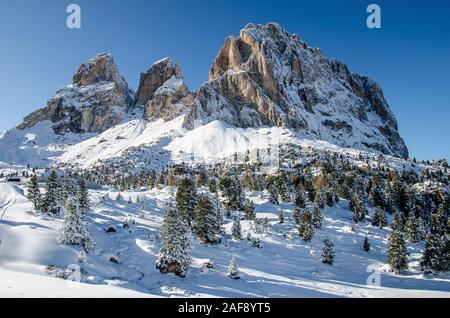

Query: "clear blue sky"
(0, 0), (449, 160)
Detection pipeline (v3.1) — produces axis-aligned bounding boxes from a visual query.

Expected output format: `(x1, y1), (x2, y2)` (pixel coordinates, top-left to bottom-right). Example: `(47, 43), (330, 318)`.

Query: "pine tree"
(227, 255), (240, 280)
(420, 213), (449, 272)
(27, 174), (41, 210)
(350, 193), (367, 223)
(194, 194), (222, 244)
(243, 199), (256, 221)
(364, 236), (371, 253)
(312, 205), (323, 229)
(387, 229), (408, 273)
(220, 170), (244, 210)
(404, 214), (420, 243)
(314, 190), (325, 209)
(268, 183), (279, 205)
(372, 207), (388, 228)
(78, 178), (89, 215)
(322, 238), (335, 265)
(155, 204), (192, 278)
(293, 186), (307, 224)
(62, 176), (78, 203)
(43, 170), (61, 215)
(232, 218), (242, 240)
(279, 209), (285, 224)
(57, 197), (93, 252)
(208, 177), (218, 194)
(299, 209), (314, 242)
(391, 212), (405, 232)
(176, 177), (197, 226)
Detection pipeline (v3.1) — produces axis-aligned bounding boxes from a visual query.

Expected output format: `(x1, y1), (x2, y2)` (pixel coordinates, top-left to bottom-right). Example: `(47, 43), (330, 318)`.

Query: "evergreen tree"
(314, 190), (325, 209)
(78, 178), (89, 215)
(155, 204), (192, 278)
(312, 205), (323, 229)
(208, 177), (218, 194)
(227, 255), (240, 280)
(268, 183), (279, 205)
(363, 236), (371, 253)
(420, 213), (449, 272)
(27, 174), (41, 210)
(232, 218), (242, 240)
(404, 214), (420, 243)
(220, 170), (244, 210)
(350, 193), (367, 223)
(176, 177), (198, 226)
(62, 176), (78, 203)
(43, 170), (61, 215)
(387, 229), (408, 273)
(322, 238), (335, 265)
(194, 194), (222, 244)
(391, 212), (406, 232)
(243, 199), (256, 221)
(293, 186), (307, 224)
(279, 209), (285, 224)
(372, 207), (388, 228)
(57, 197), (93, 252)
(299, 209), (314, 242)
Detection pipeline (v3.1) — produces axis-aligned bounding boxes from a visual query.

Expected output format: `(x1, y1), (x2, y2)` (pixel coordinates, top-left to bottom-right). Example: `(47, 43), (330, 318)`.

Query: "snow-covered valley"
(0, 180), (449, 298)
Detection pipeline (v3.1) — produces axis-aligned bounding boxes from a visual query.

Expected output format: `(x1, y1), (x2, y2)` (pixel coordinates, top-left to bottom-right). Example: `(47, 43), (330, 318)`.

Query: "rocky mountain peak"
(134, 57), (184, 107)
(184, 23), (409, 158)
(18, 53), (133, 134)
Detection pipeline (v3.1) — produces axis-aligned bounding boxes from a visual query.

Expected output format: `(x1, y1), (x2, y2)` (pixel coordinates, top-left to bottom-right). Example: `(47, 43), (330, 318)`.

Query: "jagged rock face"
(184, 23), (409, 158)
(136, 58), (194, 121)
(18, 54), (133, 134)
(134, 58), (183, 106)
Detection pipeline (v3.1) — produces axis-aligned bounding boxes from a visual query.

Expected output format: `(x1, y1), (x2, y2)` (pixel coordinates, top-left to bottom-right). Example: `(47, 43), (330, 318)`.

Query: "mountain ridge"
(13, 23), (408, 160)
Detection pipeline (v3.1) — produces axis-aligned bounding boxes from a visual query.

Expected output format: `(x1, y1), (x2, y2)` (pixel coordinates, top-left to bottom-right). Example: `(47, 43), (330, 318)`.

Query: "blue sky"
(0, 0), (449, 160)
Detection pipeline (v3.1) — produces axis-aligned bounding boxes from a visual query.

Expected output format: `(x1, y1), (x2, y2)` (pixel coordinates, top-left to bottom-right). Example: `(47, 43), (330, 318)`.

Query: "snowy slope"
(1, 184), (448, 298)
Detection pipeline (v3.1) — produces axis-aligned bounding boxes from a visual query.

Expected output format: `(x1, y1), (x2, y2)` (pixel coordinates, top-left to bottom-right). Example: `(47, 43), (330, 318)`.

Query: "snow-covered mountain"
(184, 23), (408, 158)
(0, 22), (410, 170)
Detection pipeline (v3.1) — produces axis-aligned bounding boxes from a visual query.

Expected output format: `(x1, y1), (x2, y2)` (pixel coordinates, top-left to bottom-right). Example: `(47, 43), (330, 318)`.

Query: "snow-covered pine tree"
(299, 209), (314, 242)
(391, 211), (405, 232)
(27, 174), (41, 210)
(57, 196), (93, 252)
(372, 207), (388, 228)
(364, 236), (371, 253)
(220, 169), (245, 210)
(387, 229), (408, 273)
(268, 183), (279, 205)
(322, 238), (335, 265)
(293, 186), (306, 224)
(227, 255), (240, 280)
(155, 204), (192, 278)
(312, 205), (323, 229)
(279, 209), (285, 224)
(194, 194), (222, 244)
(78, 178), (89, 215)
(420, 213), (449, 272)
(404, 214), (420, 243)
(314, 190), (325, 209)
(350, 193), (367, 223)
(243, 199), (256, 221)
(62, 176), (78, 203)
(43, 170), (61, 215)
(176, 176), (198, 226)
(232, 218), (243, 240)
(208, 177), (218, 194)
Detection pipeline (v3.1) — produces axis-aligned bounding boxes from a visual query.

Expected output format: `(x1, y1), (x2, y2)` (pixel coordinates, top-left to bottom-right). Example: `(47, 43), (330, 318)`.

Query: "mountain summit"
(184, 23), (408, 158)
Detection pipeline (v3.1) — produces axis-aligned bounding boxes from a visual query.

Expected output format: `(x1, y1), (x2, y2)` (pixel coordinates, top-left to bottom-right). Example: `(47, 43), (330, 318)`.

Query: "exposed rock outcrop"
(18, 53), (133, 134)
(135, 58), (193, 121)
(184, 23), (408, 158)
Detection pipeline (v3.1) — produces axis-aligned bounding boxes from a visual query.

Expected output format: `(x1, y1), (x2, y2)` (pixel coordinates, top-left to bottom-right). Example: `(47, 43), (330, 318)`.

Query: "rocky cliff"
(18, 53), (133, 134)
(184, 23), (408, 158)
